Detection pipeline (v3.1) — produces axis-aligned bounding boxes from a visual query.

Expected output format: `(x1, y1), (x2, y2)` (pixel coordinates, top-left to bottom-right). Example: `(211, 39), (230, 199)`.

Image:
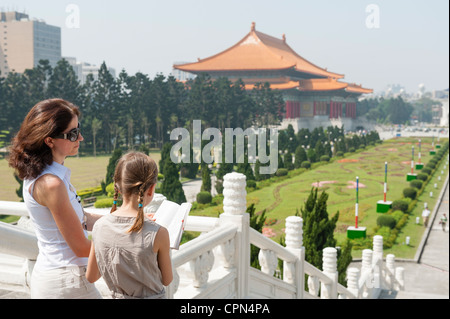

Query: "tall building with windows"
(0, 11), (61, 76)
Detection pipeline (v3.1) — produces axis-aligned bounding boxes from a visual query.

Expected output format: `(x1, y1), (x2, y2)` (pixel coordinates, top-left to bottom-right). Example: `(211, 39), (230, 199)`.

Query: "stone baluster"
(321, 247), (338, 299)
(185, 250), (215, 288)
(219, 172), (250, 298)
(346, 268), (360, 299)
(361, 249), (373, 297)
(395, 267), (405, 291)
(258, 249), (278, 276)
(307, 276), (320, 297)
(386, 254), (395, 290)
(372, 235), (384, 264)
(372, 235), (383, 289)
(216, 238), (235, 269)
(284, 216), (304, 298)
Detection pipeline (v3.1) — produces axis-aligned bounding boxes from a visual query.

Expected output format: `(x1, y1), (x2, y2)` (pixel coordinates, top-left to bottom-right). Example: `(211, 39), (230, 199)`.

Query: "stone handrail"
(0, 172), (405, 299)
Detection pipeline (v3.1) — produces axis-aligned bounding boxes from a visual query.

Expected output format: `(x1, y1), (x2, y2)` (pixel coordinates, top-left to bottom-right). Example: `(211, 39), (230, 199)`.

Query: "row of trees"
(0, 59), (284, 154)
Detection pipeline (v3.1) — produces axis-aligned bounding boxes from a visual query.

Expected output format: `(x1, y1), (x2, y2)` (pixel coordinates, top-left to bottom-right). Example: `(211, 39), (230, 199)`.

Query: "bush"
(349, 147), (355, 153)
(275, 168), (289, 176)
(392, 199), (409, 213)
(246, 180), (257, 188)
(417, 173), (428, 182)
(410, 179), (423, 189)
(403, 187), (417, 200)
(78, 186), (103, 199)
(336, 151), (344, 157)
(377, 215), (397, 229)
(301, 161), (311, 169)
(320, 155), (330, 162)
(421, 167), (432, 175)
(196, 191), (212, 204)
(426, 162), (436, 169)
(94, 198), (115, 208)
(391, 210), (405, 223)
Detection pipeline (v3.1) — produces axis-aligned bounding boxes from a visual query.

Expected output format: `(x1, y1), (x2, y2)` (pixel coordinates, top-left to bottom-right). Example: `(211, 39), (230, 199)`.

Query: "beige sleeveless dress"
(92, 214), (165, 299)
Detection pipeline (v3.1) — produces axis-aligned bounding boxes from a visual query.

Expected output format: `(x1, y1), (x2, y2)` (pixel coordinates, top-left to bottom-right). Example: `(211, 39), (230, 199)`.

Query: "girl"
(8, 98), (102, 298)
(86, 152), (173, 299)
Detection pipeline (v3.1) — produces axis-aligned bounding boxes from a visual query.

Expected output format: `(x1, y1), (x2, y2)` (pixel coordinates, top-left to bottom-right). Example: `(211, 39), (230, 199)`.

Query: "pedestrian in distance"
(439, 213), (447, 232)
(422, 204), (431, 228)
(8, 98), (103, 299)
(86, 151), (173, 299)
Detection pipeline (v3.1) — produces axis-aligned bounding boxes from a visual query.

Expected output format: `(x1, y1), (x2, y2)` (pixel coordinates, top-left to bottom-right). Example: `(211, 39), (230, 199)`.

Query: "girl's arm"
(86, 242), (101, 283)
(154, 226), (173, 286)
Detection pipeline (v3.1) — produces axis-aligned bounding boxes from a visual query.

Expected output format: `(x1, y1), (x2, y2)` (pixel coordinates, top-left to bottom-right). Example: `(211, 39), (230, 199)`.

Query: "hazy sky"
(1, 0), (448, 94)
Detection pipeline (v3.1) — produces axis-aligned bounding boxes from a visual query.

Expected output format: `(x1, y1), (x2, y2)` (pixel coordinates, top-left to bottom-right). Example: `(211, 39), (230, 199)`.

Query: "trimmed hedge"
(377, 215), (397, 229)
(196, 191), (212, 204)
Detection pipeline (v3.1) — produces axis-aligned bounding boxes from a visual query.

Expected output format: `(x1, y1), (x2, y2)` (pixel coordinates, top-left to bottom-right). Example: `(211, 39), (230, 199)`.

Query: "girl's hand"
(145, 213), (155, 221)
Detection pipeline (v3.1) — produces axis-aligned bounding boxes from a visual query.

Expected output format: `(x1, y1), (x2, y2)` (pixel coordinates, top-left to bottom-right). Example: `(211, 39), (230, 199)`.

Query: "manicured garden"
(191, 136), (449, 259)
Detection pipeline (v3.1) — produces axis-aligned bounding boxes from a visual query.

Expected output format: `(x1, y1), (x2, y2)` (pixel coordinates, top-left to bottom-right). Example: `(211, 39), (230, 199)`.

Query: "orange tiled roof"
(345, 83), (373, 94)
(242, 77), (372, 94)
(298, 78), (348, 91)
(174, 22), (344, 79)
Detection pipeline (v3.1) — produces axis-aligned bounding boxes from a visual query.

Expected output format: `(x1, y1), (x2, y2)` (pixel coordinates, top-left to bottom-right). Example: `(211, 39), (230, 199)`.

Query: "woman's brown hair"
(110, 152), (158, 233)
(8, 99), (81, 180)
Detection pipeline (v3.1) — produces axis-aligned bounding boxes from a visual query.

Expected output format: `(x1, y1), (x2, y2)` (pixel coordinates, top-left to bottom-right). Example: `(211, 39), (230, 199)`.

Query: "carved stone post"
(372, 235), (384, 290)
(386, 254), (395, 290)
(346, 267), (360, 298)
(284, 216), (304, 299)
(395, 267), (405, 291)
(321, 247), (338, 299)
(219, 172), (249, 298)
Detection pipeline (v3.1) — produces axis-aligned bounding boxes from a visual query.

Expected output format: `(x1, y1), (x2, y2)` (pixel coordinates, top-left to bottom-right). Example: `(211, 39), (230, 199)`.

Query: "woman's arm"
(34, 174), (91, 257)
(86, 242), (101, 283)
(84, 211), (104, 231)
(154, 226), (173, 286)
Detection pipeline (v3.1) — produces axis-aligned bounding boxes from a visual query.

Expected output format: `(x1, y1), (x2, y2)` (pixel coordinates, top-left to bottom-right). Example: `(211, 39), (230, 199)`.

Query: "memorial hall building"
(173, 23), (373, 132)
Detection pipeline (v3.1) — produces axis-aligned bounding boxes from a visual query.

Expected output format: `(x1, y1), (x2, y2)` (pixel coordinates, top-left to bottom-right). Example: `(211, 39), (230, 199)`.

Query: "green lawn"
(192, 137), (449, 259)
(0, 151), (162, 201)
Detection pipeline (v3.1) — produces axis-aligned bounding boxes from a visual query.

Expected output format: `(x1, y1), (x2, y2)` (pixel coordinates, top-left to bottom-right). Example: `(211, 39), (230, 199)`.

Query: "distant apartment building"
(0, 11), (61, 76)
(64, 57), (116, 85)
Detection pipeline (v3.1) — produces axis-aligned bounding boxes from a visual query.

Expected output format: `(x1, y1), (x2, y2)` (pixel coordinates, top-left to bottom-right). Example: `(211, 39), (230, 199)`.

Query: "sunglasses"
(53, 123), (81, 142)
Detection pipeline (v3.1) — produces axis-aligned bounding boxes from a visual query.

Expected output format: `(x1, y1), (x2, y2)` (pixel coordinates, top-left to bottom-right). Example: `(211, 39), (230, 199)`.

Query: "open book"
(153, 200), (191, 250)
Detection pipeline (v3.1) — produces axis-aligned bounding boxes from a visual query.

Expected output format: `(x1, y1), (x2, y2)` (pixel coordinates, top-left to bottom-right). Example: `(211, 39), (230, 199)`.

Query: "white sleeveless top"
(23, 161), (88, 271)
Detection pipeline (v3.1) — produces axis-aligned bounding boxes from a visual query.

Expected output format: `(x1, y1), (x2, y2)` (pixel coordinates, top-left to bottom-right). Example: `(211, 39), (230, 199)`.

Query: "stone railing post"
(219, 172), (249, 298)
(346, 267), (360, 299)
(372, 235), (383, 290)
(321, 247), (338, 299)
(360, 248), (373, 297)
(284, 216), (304, 299)
(395, 267), (405, 291)
(386, 254), (395, 290)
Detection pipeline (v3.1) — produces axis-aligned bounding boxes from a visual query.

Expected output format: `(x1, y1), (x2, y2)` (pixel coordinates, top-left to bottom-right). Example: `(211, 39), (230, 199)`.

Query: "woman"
(86, 152), (173, 299)
(8, 98), (102, 299)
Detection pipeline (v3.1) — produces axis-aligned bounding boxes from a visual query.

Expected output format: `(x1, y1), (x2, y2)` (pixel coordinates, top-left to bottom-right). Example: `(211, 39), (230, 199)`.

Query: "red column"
(330, 101), (333, 118)
(286, 101), (291, 118)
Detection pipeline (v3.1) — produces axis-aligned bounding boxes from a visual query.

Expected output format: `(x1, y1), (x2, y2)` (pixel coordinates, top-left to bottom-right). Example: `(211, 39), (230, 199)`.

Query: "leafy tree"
(47, 58), (81, 103)
(102, 148), (123, 193)
(301, 187), (339, 270)
(247, 203), (267, 269)
(201, 165), (211, 193)
(294, 146), (307, 168)
(160, 157), (186, 204)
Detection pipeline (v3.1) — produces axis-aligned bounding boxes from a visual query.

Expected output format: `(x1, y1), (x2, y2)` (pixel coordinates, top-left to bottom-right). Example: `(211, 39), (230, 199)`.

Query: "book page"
(153, 200), (191, 249)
